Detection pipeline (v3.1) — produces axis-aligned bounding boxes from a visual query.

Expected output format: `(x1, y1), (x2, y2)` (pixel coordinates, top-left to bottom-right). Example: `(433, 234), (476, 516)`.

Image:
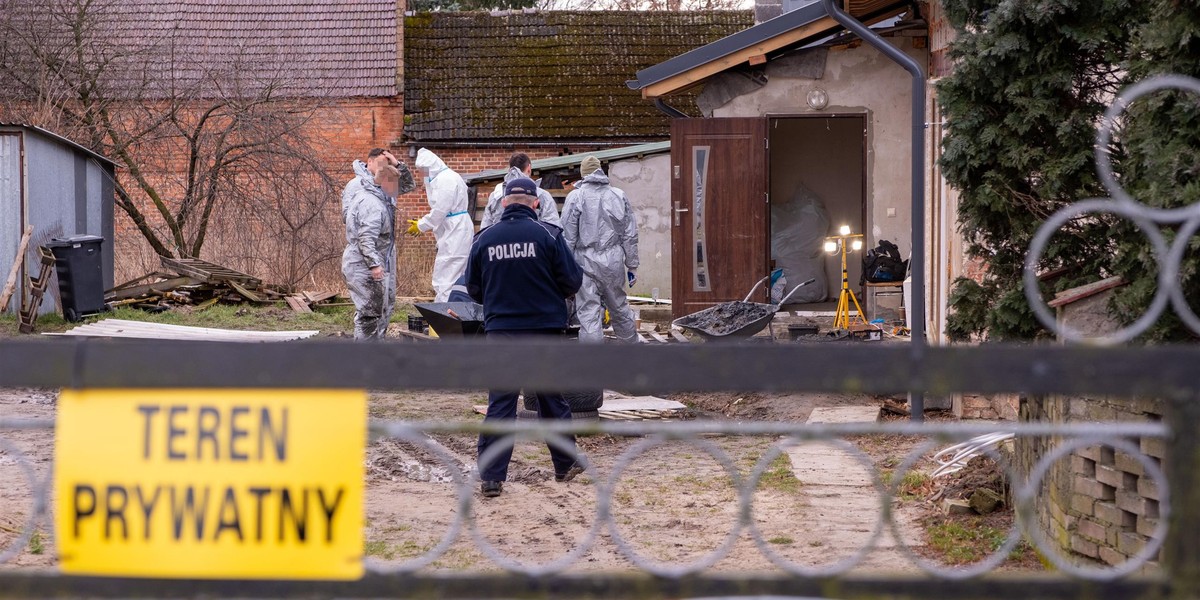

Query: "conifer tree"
(938, 0), (1151, 340)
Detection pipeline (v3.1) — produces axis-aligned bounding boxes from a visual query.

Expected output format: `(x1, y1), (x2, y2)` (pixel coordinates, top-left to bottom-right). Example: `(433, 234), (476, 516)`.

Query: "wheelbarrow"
(671, 277), (817, 342)
(413, 302), (486, 337)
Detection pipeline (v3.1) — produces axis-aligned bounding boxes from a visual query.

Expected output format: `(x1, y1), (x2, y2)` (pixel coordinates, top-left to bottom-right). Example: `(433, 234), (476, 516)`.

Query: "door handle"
(673, 201), (689, 226)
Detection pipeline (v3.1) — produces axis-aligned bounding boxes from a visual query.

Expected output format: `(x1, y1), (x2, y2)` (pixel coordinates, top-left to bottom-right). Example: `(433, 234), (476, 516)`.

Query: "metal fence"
(1, 340), (1198, 599)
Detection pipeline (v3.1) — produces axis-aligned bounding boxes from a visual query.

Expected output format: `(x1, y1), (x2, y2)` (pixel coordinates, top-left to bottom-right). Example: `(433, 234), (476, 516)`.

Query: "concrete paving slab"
(805, 406), (881, 424)
(786, 442), (876, 487)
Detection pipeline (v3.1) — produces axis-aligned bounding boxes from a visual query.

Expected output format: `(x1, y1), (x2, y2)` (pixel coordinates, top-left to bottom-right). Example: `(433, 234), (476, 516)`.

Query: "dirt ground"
(1, 385), (960, 575)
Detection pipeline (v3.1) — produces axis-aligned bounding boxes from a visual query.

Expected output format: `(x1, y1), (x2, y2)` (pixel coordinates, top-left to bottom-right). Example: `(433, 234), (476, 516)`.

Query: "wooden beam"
(641, 17), (837, 99)
(0, 225), (33, 313)
(640, 7), (909, 99)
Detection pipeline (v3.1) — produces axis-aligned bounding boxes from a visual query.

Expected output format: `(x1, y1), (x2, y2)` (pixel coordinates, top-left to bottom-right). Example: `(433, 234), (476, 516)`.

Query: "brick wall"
(109, 97), (412, 292)
(955, 393), (1019, 420)
(1016, 395), (1164, 572)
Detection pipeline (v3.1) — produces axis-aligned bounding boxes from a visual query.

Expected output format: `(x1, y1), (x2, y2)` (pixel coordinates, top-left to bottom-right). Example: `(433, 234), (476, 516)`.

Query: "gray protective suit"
(414, 149), (473, 302)
(480, 167), (560, 228)
(341, 160), (396, 340)
(561, 169), (640, 343)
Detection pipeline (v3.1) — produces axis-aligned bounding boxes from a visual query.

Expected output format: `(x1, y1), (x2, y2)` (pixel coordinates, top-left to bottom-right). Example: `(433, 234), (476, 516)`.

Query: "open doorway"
(768, 115), (867, 308)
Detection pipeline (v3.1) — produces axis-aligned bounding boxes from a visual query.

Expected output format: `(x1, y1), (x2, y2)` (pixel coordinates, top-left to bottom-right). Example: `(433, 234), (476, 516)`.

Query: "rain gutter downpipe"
(821, 0), (927, 421)
(654, 98), (689, 119)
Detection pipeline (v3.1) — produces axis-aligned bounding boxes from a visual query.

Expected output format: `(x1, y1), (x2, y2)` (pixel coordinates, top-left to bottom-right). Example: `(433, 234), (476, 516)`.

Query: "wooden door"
(670, 118), (769, 320)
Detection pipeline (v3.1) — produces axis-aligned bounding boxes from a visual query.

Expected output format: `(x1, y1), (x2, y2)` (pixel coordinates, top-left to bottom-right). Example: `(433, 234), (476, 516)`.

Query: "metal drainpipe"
(821, 0), (927, 421)
(654, 98), (689, 119)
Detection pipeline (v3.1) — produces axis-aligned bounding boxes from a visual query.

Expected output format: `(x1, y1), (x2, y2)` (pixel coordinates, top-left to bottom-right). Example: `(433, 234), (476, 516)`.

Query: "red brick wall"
(108, 96), (413, 292)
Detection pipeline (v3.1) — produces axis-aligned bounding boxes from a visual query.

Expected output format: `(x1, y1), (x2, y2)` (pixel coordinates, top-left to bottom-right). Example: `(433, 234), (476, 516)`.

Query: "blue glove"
(627, 270), (637, 288)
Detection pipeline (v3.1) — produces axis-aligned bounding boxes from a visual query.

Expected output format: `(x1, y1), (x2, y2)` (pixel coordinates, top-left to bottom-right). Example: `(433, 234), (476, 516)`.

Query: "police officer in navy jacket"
(466, 177), (585, 498)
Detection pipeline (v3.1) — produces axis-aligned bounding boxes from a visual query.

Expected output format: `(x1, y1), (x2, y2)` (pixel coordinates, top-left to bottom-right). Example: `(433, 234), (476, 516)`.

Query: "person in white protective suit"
(480, 153), (560, 229)
(408, 149), (473, 302)
(561, 156), (640, 343)
(342, 165), (403, 340)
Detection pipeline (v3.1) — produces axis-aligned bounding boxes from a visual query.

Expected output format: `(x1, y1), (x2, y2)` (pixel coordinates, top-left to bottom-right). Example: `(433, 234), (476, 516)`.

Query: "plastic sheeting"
(770, 183), (829, 303)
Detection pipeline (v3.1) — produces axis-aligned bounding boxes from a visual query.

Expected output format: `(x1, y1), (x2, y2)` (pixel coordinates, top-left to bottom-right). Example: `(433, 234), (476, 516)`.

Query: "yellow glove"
(406, 219), (422, 236)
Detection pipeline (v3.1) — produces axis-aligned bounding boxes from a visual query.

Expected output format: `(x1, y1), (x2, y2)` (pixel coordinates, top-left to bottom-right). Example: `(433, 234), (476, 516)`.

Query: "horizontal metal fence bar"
(1, 338), (1199, 396)
(0, 572), (1170, 600)
(0, 416), (1171, 439)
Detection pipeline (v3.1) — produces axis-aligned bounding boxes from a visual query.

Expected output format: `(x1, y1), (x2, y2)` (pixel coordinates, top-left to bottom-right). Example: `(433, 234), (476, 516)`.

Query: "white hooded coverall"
(561, 169), (640, 343)
(414, 149), (473, 302)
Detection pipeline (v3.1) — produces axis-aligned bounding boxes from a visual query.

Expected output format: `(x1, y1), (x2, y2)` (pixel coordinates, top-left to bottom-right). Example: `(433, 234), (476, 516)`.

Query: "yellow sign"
(55, 389), (366, 580)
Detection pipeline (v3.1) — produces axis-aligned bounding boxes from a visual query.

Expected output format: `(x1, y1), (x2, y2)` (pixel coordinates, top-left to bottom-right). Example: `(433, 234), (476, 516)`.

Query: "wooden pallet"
(18, 247), (56, 334)
(160, 256), (262, 287)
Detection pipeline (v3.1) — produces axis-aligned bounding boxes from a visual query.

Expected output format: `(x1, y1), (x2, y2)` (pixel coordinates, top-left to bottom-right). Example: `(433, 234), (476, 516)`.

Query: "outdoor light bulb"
(851, 239), (863, 251)
(839, 225), (851, 236)
(824, 240), (838, 254)
(806, 88), (829, 110)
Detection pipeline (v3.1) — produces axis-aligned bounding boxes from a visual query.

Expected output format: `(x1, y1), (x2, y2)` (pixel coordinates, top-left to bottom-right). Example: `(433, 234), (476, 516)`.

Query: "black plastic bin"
(46, 235), (105, 322)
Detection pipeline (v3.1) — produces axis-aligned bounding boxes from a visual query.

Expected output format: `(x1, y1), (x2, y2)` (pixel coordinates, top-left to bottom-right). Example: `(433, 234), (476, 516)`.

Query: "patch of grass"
(1, 302), (364, 338)
(808, 540), (824, 547)
(672, 474), (717, 491)
(759, 454), (800, 494)
(364, 539), (429, 561)
(28, 530), (44, 555)
(767, 536), (794, 545)
(898, 471), (930, 501)
(925, 519), (1008, 565)
(364, 539), (392, 559)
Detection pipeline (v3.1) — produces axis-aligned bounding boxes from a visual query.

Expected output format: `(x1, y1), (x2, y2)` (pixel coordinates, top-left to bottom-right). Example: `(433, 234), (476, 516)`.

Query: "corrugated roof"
(461, 141), (671, 184)
(0, 123), (118, 166)
(404, 11), (753, 143)
(3, 1), (397, 99)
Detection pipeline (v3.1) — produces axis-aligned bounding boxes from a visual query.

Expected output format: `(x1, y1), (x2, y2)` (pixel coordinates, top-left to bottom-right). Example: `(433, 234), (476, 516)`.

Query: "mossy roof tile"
(404, 10), (753, 142)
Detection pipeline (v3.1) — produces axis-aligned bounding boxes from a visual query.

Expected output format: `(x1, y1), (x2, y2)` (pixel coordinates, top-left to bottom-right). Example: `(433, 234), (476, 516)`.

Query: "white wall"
(607, 153), (672, 300)
(711, 37), (929, 265)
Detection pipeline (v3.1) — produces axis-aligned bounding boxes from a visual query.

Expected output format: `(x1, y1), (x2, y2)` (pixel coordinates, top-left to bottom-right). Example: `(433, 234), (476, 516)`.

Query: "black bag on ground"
(861, 239), (908, 284)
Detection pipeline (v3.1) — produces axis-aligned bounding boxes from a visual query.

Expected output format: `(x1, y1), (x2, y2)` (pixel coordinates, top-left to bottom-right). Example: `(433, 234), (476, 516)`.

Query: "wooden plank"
(302, 290), (338, 304)
(393, 328), (436, 342)
(669, 330), (691, 343)
(160, 256), (262, 287)
(194, 297), (220, 311)
(649, 331), (669, 344)
(228, 280), (265, 303)
(0, 225), (33, 312)
(284, 295), (312, 313)
(107, 277), (201, 301)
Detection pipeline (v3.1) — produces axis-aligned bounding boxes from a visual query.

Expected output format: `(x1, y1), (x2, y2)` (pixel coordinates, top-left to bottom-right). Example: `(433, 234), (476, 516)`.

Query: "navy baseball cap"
(504, 177), (538, 198)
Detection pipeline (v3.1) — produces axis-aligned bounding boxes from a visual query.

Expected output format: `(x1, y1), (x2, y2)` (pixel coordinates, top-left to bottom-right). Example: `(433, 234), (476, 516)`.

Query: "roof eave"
(629, 1), (910, 99)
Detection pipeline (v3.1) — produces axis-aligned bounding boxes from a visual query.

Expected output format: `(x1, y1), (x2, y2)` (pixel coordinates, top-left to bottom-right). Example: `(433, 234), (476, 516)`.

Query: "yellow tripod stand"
(825, 228), (865, 330)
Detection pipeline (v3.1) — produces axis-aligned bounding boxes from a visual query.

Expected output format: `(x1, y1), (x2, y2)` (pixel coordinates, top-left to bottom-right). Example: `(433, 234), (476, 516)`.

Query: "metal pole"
(1165, 393), (1200, 599)
(821, 0), (927, 421)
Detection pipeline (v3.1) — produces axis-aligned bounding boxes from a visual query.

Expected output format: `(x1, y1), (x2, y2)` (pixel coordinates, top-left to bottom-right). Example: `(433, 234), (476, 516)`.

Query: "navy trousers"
(477, 329), (577, 482)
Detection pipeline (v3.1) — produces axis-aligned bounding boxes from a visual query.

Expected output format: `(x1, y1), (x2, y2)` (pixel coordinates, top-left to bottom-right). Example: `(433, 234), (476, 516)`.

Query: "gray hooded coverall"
(341, 160), (397, 340)
(561, 169), (640, 343)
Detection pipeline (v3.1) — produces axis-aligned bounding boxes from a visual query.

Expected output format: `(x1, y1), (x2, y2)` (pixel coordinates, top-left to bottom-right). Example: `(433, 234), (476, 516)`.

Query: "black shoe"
(555, 462), (585, 483)
(481, 481), (503, 497)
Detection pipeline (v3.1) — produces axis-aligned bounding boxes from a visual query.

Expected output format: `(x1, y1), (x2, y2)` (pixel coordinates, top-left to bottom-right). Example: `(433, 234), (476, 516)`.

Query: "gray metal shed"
(0, 124), (116, 314)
